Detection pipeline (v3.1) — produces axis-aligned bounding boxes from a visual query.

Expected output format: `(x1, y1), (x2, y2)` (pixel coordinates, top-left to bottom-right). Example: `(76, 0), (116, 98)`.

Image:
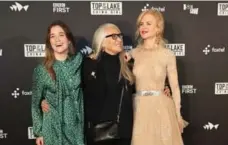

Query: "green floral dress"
(31, 53), (84, 145)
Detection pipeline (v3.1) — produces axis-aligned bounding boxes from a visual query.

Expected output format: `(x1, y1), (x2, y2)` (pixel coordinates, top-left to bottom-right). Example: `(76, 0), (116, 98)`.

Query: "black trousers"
(87, 138), (131, 145)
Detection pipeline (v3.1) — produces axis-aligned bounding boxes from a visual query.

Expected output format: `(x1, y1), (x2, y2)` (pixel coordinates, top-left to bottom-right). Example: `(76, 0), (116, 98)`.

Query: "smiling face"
(102, 26), (124, 55)
(49, 25), (70, 55)
(136, 10), (165, 45)
(139, 13), (158, 40)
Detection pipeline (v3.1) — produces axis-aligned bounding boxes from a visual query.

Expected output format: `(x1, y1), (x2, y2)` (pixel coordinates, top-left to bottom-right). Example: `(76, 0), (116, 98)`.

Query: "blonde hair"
(135, 9), (167, 47)
(89, 23), (135, 84)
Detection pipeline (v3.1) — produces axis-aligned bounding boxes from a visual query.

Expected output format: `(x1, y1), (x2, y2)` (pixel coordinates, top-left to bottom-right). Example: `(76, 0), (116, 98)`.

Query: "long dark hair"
(43, 20), (76, 80)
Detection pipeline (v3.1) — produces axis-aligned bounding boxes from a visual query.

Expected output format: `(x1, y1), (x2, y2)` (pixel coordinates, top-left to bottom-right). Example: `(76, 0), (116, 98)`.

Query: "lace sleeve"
(166, 51), (182, 119)
(74, 52), (83, 72)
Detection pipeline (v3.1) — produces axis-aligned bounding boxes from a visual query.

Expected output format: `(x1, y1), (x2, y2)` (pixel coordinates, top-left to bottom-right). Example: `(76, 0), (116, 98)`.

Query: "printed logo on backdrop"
(0, 129), (8, 139)
(24, 44), (45, 57)
(28, 127), (36, 139)
(0, 49), (2, 56)
(202, 44), (225, 55)
(183, 4), (199, 15)
(124, 45), (133, 51)
(11, 88), (32, 99)
(182, 85), (197, 94)
(165, 44), (185, 56)
(53, 3), (70, 13)
(79, 45), (132, 55)
(90, 2), (122, 15)
(215, 82), (228, 95)
(141, 3), (165, 12)
(217, 3), (228, 16)
(10, 2), (29, 12)
(80, 46), (93, 56)
(203, 122), (219, 130)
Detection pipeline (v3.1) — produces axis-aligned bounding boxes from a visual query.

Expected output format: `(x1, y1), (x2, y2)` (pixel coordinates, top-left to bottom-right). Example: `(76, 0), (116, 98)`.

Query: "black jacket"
(81, 53), (134, 139)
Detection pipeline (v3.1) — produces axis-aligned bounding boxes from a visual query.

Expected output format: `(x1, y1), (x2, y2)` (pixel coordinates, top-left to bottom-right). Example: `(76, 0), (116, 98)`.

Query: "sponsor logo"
(90, 2), (122, 15)
(166, 43), (185, 56)
(217, 3), (228, 16)
(53, 3), (70, 13)
(10, 2), (29, 12)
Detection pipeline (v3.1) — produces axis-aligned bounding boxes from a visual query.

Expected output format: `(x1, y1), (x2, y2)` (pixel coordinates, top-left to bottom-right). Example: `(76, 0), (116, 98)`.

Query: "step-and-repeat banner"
(0, 1), (228, 145)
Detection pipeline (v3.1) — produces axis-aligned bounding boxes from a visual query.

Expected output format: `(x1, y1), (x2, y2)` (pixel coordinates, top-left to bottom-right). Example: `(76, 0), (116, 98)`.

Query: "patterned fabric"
(31, 53), (84, 145)
(130, 46), (188, 145)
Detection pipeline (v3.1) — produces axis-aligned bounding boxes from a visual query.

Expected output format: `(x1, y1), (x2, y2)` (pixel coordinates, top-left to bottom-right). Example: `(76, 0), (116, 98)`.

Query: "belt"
(135, 90), (160, 96)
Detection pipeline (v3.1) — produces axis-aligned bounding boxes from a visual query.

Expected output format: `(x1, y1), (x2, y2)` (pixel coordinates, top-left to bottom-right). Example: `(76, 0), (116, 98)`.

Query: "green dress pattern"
(31, 53), (84, 145)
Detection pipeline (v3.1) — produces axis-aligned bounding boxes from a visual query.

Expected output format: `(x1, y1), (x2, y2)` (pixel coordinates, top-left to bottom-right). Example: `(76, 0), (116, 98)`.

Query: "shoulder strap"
(116, 80), (127, 122)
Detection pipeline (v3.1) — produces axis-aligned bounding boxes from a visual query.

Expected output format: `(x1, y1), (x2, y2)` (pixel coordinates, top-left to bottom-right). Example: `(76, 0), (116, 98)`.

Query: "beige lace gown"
(130, 46), (187, 145)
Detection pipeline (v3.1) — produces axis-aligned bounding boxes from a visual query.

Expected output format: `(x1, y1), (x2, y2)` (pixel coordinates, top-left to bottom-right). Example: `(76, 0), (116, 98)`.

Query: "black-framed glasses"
(105, 33), (123, 40)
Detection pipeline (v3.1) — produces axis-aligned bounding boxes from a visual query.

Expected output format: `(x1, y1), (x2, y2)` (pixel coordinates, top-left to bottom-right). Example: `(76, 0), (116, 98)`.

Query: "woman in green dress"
(31, 20), (84, 145)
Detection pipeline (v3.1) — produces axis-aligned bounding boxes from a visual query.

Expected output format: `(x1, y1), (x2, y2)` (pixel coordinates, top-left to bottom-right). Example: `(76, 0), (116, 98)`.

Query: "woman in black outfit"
(82, 23), (135, 145)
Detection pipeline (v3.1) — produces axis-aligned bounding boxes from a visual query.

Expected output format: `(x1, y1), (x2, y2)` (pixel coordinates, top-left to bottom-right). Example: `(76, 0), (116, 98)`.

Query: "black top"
(81, 52), (134, 139)
(99, 52), (123, 121)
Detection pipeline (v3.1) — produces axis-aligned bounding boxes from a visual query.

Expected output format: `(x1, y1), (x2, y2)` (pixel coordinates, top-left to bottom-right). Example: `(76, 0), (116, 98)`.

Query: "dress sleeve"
(166, 51), (182, 119)
(31, 66), (44, 137)
(74, 52), (83, 72)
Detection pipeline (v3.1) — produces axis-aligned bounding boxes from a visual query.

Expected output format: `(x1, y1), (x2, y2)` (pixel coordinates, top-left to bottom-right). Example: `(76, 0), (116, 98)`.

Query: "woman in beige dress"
(126, 10), (188, 145)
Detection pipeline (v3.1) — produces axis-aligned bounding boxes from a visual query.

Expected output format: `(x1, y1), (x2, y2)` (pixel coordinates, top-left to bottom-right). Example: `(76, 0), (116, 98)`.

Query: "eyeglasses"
(105, 33), (123, 40)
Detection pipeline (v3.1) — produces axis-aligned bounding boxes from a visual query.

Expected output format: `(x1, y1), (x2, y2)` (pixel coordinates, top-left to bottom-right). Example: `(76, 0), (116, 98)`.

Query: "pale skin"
(125, 13), (159, 61)
(36, 25), (71, 145)
(125, 13), (184, 133)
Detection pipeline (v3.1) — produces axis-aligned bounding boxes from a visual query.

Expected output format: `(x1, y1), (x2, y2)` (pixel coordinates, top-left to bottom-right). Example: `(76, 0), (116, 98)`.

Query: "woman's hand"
(164, 86), (171, 97)
(124, 52), (132, 62)
(41, 100), (49, 113)
(36, 136), (44, 145)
